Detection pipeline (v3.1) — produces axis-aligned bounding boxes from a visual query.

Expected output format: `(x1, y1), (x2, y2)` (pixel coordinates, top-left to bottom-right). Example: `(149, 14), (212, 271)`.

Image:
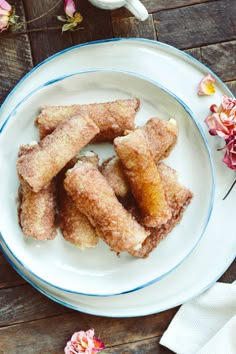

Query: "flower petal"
(0, 0), (11, 12)
(198, 74), (216, 96)
(64, 0), (76, 18)
(0, 14), (9, 31)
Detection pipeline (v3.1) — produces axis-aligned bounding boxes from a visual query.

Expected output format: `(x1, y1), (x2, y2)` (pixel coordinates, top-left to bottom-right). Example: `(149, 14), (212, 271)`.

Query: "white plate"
(0, 69), (214, 296)
(0, 39), (235, 316)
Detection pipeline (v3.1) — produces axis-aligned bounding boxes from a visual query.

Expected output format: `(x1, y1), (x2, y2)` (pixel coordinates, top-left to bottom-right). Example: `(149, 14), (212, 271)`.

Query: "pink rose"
(0, 0), (12, 32)
(64, 0), (76, 18)
(221, 95), (236, 115)
(223, 135), (236, 170)
(205, 96), (236, 139)
(64, 329), (105, 354)
(205, 112), (236, 139)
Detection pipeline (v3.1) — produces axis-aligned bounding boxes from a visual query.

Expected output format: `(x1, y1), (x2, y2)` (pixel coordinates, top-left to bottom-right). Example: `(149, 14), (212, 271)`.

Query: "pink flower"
(64, 0), (76, 18)
(205, 96), (236, 139)
(223, 135), (236, 170)
(64, 329), (105, 354)
(0, 0), (12, 32)
(198, 74), (216, 96)
(58, 0), (83, 32)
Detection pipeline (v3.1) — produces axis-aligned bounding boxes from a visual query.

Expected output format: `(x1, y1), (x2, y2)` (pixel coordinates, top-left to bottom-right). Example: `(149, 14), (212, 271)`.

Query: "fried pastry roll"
(58, 152), (99, 249)
(17, 115), (99, 192)
(64, 161), (149, 253)
(114, 129), (171, 227)
(129, 163), (193, 258)
(18, 145), (57, 240)
(36, 98), (140, 141)
(142, 118), (178, 161)
(100, 157), (130, 198)
(102, 118), (178, 198)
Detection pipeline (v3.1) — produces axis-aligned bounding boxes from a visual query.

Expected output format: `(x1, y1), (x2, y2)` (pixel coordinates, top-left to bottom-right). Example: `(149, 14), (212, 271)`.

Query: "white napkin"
(160, 281), (236, 354)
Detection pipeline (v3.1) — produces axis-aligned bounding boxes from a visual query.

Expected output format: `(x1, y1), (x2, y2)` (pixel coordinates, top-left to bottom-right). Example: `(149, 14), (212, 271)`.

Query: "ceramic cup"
(88, 0), (149, 21)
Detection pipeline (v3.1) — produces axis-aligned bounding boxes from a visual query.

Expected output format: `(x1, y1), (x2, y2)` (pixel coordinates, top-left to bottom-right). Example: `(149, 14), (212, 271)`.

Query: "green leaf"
(57, 15), (67, 22)
(62, 22), (77, 32)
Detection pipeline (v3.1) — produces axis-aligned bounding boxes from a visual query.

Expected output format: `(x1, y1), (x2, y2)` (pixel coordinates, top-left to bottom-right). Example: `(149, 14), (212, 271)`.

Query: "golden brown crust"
(129, 163), (193, 258)
(17, 145), (57, 240)
(36, 98), (140, 141)
(64, 161), (149, 253)
(142, 118), (178, 161)
(17, 115), (99, 192)
(114, 129), (171, 227)
(57, 153), (99, 249)
(100, 157), (130, 198)
(102, 118), (178, 198)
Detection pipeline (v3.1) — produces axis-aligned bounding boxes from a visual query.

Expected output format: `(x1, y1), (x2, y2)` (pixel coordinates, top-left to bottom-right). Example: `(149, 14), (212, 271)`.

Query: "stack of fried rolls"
(17, 98), (193, 257)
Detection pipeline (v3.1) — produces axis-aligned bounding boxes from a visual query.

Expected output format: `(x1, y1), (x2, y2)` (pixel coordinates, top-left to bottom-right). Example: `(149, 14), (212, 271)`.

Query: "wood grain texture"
(201, 41), (236, 81)
(112, 0), (210, 19)
(226, 81), (236, 96)
(0, 308), (178, 353)
(0, 253), (25, 289)
(0, 0), (33, 104)
(103, 337), (174, 353)
(71, 0), (113, 45)
(23, 0), (73, 65)
(112, 15), (156, 39)
(0, 284), (71, 327)
(153, 0), (236, 49)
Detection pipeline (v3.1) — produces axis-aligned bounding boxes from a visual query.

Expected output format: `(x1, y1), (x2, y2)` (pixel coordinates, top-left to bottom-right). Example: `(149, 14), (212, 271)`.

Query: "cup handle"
(125, 0), (148, 21)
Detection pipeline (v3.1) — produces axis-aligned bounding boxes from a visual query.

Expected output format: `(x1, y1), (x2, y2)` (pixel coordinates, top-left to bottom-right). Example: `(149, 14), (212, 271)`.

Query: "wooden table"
(0, 1), (235, 352)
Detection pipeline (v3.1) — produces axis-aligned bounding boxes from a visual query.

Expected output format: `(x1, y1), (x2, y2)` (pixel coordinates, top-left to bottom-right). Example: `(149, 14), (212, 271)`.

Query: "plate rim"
(0, 38), (234, 126)
(0, 38), (235, 316)
(0, 68), (215, 296)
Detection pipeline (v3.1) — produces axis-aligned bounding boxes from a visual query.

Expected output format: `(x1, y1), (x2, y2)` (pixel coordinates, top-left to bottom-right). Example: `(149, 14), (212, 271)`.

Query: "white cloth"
(160, 281), (236, 354)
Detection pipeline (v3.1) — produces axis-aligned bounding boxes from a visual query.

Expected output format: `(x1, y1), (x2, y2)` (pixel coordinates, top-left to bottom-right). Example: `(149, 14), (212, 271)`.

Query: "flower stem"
(17, 0), (62, 26)
(223, 177), (236, 200)
(7, 26), (84, 35)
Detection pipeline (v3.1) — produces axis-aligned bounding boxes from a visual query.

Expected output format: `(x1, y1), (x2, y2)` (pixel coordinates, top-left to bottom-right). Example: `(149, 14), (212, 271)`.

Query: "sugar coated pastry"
(100, 157), (130, 198)
(64, 161), (149, 253)
(36, 98), (140, 141)
(114, 129), (171, 227)
(18, 145), (57, 240)
(58, 152), (99, 249)
(142, 118), (178, 161)
(17, 115), (99, 192)
(129, 163), (193, 258)
(102, 118), (178, 198)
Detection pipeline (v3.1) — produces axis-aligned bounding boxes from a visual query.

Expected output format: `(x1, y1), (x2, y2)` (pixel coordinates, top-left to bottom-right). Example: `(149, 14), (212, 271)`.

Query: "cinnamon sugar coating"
(64, 161), (149, 253)
(17, 115), (99, 192)
(36, 98), (140, 141)
(129, 163), (193, 258)
(57, 153), (99, 249)
(18, 144), (57, 240)
(114, 129), (171, 227)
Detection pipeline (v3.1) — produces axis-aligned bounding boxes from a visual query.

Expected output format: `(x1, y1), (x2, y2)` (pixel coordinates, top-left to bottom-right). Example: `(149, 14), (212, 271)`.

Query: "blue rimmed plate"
(0, 69), (214, 296)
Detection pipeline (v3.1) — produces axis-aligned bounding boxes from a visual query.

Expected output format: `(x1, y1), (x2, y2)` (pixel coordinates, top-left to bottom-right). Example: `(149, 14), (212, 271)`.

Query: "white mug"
(88, 0), (149, 21)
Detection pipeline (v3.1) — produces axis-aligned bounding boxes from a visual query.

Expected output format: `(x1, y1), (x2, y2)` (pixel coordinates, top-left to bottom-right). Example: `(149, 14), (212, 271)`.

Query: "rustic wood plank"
(23, 0), (73, 65)
(0, 307), (178, 353)
(226, 81), (236, 96)
(103, 337), (174, 353)
(0, 0), (33, 104)
(0, 284), (71, 327)
(185, 41), (236, 83)
(184, 47), (202, 61)
(71, 0), (113, 44)
(112, 15), (156, 39)
(112, 0), (211, 19)
(0, 252), (25, 289)
(201, 41), (236, 82)
(153, 0), (236, 49)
